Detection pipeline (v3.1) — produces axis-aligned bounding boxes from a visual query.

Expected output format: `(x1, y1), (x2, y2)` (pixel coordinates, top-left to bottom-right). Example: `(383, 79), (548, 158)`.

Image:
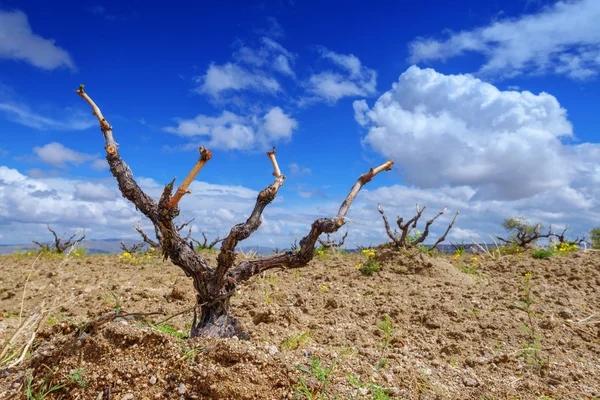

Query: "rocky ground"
(0, 247), (598, 399)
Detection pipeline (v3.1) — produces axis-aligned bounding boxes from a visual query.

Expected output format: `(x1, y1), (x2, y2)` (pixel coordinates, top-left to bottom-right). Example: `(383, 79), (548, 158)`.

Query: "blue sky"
(1, 0), (599, 248)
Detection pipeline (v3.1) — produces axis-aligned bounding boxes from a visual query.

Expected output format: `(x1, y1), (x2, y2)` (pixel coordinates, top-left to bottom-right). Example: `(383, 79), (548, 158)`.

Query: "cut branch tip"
(168, 147), (212, 208)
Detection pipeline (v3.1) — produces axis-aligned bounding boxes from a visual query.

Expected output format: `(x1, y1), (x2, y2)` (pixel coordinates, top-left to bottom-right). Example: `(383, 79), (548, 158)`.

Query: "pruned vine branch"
(377, 204), (458, 249)
(29, 225), (86, 254)
(497, 217), (552, 248)
(130, 217), (197, 250)
(190, 231), (223, 250)
(551, 225), (586, 245)
(317, 229), (349, 249)
(119, 241), (145, 254)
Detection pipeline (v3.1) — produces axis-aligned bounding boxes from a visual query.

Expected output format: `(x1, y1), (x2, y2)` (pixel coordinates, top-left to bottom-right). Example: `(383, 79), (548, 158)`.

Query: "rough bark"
(76, 87), (393, 338)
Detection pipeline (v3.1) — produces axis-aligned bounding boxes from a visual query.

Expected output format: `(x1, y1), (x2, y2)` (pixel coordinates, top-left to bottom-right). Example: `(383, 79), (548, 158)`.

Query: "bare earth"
(0, 248), (599, 399)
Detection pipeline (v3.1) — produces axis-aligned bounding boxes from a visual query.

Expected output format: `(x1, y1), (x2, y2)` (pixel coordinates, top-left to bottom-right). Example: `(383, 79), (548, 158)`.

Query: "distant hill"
(0, 239), (480, 256)
(0, 239), (143, 255)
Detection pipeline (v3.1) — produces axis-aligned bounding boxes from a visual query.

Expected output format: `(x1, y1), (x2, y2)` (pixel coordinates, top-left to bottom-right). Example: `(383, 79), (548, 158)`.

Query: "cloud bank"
(409, 0), (600, 80)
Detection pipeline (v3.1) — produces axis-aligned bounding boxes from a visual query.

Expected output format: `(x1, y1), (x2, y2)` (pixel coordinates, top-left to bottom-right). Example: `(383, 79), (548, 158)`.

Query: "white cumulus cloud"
(354, 66), (576, 200)
(196, 62), (281, 98)
(32, 143), (104, 169)
(303, 47), (377, 104)
(164, 107), (297, 151)
(195, 37), (296, 99)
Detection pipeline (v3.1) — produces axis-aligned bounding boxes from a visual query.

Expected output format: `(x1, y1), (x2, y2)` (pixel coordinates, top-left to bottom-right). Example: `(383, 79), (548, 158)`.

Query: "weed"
(357, 249), (381, 276)
(1, 312), (19, 320)
(376, 315), (396, 370)
(550, 241), (579, 254)
(347, 374), (392, 399)
(457, 264), (478, 275)
(457, 256), (479, 274)
(315, 247), (327, 259)
(293, 357), (336, 399)
(518, 273), (548, 373)
(110, 291), (121, 314)
(263, 291), (273, 305)
(333, 340), (358, 358)
(117, 246), (159, 265)
(417, 244), (436, 256)
(149, 322), (186, 339)
(281, 331), (312, 350)
(501, 243), (525, 256)
(406, 230), (421, 244)
(533, 249), (554, 259)
(13, 249), (35, 261)
(259, 272), (279, 286)
(67, 368), (88, 388)
(70, 247), (87, 257)
(180, 345), (206, 364)
(356, 261), (381, 276)
(452, 248), (465, 259)
(377, 315), (396, 350)
(25, 369), (66, 400)
(0, 343), (18, 367)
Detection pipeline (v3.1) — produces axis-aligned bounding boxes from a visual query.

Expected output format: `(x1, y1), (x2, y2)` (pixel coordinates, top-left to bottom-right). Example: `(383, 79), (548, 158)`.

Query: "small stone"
(121, 394), (134, 400)
(559, 308), (573, 319)
(462, 376), (479, 387)
(325, 298), (338, 309)
(267, 345), (279, 355)
(178, 383), (187, 395)
(539, 315), (556, 330)
(556, 297), (570, 306)
(149, 375), (157, 385)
